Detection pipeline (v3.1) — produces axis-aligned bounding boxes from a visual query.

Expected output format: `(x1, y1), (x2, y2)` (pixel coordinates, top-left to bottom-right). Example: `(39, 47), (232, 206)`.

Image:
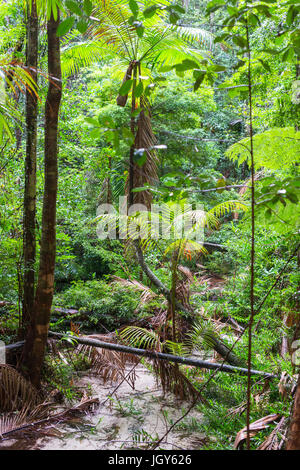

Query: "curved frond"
(207, 200), (248, 219)
(0, 60), (37, 141)
(120, 326), (162, 351)
(61, 39), (119, 77)
(187, 320), (220, 352)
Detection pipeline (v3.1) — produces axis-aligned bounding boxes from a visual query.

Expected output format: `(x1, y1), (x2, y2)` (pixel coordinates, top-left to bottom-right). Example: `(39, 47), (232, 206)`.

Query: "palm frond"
(76, 334), (139, 385)
(207, 200), (248, 219)
(0, 364), (39, 412)
(164, 239), (207, 259)
(174, 25), (215, 50)
(165, 340), (190, 357)
(177, 265), (195, 282)
(120, 326), (162, 351)
(61, 39), (118, 77)
(152, 359), (204, 402)
(120, 326), (204, 402)
(0, 60), (37, 141)
(112, 276), (157, 305)
(186, 320), (221, 352)
(0, 398), (98, 440)
(91, 0), (137, 60)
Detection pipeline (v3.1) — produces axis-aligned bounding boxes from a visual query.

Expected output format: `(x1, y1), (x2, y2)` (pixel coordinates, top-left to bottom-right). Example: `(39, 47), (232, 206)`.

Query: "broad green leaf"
(119, 79), (133, 96)
(232, 35), (248, 49)
(66, 0), (82, 16)
(129, 0), (139, 16)
(134, 81), (144, 98)
(258, 59), (271, 72)
(57, 16), (75, 37)
(134, 150), (147, 167)
(83, 0), (93, 16)
(216, 177), (226, 193)
(143, 5), (157, 18)
(77, 19), (88, 34)
(174, 59), (199, 72)
(169, 11), (180, 24)
(134, 22), (145, 38)
(85, 117), (99, 126)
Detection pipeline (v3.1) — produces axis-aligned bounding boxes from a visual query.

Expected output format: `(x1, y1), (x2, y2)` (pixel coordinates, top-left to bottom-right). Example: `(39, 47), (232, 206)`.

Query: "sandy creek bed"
(1, 364), (207, 450)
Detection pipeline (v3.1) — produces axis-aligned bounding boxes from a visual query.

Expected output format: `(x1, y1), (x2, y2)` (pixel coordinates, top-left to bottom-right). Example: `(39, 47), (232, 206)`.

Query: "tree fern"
(60, 0), (214, 77)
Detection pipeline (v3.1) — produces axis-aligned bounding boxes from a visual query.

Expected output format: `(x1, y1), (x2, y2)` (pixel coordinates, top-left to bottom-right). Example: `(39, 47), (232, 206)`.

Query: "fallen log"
(48, 331), (276, 379)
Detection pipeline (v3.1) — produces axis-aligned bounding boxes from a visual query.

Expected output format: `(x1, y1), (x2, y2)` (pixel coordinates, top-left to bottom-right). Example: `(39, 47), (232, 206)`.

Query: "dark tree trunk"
(22, 11), (62, 387)
(286, 373), (300, 450)
(22, 0), (38, 336)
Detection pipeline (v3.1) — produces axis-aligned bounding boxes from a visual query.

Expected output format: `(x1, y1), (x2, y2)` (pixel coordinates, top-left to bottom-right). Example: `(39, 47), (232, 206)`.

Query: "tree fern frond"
(112, 276), (157, 305)
(174, 25), (215, 50)
(226, 127), (300, 170)
(61, 39), (119, 77)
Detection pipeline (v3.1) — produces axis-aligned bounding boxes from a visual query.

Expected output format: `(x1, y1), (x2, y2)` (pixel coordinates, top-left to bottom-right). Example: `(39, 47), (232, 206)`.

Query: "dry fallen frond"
(278, 371), (297, 400)
(258, 416), (286, 450)
(234, 413), (280, 449)
(149, 308), (168, 331)
(112, 276), (157, 306)
(70, 321), (81, 336)
(177, 265), (195, 283)
(76, 334), (139, 387)
(176, 280), (192, 312)
(152, 359), (206, 404)
(0, 397), (99, 440)
(0, 364), (40, 412)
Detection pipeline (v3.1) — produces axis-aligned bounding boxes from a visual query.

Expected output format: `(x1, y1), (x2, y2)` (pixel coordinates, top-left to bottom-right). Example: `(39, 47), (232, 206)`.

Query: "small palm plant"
(96, 197), (247, 359)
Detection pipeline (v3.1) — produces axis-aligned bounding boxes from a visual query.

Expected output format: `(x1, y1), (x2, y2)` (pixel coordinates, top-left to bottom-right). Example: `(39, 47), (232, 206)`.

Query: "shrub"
(53, 279), (140, 330)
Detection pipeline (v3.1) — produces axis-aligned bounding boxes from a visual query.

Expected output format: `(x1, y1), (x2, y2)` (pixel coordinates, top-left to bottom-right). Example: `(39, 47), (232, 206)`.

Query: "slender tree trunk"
(170, 250), (179, 342)
(107, 154), (112, 204)
(22, 11), (62, 387)
(15, 88), (22, 153)
(22, 0), (38, 336)
(128, 63), (137, 208)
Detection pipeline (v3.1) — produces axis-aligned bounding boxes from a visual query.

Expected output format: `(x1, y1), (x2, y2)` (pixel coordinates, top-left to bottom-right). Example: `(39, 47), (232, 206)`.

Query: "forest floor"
(1, 363), (207, 450)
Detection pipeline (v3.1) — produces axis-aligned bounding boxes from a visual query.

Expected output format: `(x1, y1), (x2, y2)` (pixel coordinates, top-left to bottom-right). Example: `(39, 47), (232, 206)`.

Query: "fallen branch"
(5, 341), (25, 351)
(48, 331), (276, 379)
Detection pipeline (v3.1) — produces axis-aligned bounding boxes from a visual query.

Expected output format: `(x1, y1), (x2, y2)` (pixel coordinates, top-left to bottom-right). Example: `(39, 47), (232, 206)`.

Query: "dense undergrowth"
(0, 0), (299, 451)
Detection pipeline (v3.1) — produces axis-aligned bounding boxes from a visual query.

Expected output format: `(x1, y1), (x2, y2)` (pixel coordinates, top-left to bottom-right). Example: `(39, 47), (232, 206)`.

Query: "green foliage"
(214, 224), (299, 339)
(53, 279), (141, 330)
(226, 127), (300, 171)
(43, 352), (91, 402)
